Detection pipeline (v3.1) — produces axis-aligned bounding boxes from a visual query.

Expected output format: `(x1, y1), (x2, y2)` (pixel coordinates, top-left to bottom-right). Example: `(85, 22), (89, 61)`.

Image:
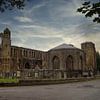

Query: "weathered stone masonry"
(0, 28), (97, 78)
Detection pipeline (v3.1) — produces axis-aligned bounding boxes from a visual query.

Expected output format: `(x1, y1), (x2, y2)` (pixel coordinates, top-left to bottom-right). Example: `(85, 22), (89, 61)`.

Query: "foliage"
(77, 1), (100, 23)
(0, 0), (28, 12)
(0, 78), (19, 83)
(96, 51), (100, 71)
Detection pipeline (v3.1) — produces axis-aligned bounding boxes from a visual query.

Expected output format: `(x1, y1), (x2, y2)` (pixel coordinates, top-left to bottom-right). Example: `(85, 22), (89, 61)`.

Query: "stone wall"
(48, 48), (85, 72)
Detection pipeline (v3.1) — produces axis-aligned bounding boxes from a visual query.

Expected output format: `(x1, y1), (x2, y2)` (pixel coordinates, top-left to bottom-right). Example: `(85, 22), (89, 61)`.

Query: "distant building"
(0, 28), (97, 78)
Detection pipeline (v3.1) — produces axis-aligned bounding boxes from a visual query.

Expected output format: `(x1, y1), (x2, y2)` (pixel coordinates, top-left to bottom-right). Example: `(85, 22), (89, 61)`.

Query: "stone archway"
(25, 62), (31, 69)
(52, 56), (60, 69)
(66, 55), (73, 71)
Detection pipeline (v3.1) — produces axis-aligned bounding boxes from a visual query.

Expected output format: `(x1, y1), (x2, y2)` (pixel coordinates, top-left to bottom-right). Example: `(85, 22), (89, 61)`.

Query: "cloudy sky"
(0, 0), (100, 51)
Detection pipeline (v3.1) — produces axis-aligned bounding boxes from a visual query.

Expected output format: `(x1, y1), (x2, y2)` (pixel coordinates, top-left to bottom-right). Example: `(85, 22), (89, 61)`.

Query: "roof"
(50, 43), (78, 50)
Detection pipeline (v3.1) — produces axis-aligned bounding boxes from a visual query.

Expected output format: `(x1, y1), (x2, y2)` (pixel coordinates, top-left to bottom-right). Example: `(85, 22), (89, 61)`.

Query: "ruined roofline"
(11, 45), (45, 53)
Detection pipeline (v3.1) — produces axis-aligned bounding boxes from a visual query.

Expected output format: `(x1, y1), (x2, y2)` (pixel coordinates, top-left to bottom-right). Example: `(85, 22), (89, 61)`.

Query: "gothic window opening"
(52, 56), (60, 69)
(66, 55), (73, 71)
(25, 62), (31, 69)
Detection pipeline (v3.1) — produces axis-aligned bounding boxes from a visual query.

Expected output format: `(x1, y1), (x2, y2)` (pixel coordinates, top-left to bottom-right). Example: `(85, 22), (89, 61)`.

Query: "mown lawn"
(0, 78), (19, 83)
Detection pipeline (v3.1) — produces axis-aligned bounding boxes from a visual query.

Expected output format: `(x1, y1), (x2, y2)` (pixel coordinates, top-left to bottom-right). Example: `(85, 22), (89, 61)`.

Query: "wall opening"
(52, 56), (60, 69)
(25, 62), (31, 69)
(66, 55), (73, 71)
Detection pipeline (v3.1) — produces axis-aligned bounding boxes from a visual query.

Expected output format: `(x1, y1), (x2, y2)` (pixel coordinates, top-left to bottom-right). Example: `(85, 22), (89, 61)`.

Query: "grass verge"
(0, 78), (19, 83)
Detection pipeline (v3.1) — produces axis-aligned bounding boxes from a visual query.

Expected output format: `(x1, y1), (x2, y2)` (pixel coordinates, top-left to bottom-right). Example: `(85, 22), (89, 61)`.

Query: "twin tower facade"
(0, 28), (97, 77)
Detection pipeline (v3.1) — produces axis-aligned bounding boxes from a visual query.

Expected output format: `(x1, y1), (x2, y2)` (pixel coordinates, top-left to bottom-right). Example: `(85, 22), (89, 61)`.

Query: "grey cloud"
(24, 37), (63, 50)
(11, 36), (63, 51)
(77, 22), (100, 36)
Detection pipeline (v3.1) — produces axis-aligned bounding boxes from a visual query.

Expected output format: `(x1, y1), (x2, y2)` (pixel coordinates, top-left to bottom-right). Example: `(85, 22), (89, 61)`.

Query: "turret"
(81, 42), (96, 74)
(3, 28), (11, 39)
(1, 28), (11, 72)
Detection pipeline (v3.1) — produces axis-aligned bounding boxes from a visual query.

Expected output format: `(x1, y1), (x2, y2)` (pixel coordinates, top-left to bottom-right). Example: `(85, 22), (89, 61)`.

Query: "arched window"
(66, 55), (73, 71)
(52, 56), (60, 69)
(25, 62), (31, 69)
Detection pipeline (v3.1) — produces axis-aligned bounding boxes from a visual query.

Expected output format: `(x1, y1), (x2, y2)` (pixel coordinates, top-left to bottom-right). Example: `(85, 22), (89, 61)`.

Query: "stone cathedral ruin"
(0, 28), (97, 79)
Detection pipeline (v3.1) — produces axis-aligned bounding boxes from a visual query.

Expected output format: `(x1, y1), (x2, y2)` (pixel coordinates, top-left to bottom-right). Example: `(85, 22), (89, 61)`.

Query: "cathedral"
(0, 28), (97, 78)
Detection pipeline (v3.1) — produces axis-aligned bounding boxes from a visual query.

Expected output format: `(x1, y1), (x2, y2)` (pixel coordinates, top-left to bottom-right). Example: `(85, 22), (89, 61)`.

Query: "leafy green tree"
(77, 1), (100, 23)
(0, 0), (27, 12)
(96, 52), (100, 72)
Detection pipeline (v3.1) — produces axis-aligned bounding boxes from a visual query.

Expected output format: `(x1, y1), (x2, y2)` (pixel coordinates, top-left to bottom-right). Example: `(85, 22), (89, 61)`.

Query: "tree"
(77, 1), (100, 23)
(0, 0), (28, 12)
(96, 52), (100, 72)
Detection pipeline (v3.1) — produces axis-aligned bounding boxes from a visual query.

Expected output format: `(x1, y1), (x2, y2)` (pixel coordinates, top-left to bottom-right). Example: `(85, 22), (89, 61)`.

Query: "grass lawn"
(0, 78), (19, 83)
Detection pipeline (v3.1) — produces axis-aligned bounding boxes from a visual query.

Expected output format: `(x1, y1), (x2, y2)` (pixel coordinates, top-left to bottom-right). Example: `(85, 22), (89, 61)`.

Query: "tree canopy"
(77, 1), (100, 23)
(0, 0), (27, 12)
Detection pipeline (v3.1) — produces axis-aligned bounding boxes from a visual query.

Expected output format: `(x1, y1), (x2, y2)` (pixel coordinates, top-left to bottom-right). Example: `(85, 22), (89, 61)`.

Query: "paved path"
(0, 79), (100, 100)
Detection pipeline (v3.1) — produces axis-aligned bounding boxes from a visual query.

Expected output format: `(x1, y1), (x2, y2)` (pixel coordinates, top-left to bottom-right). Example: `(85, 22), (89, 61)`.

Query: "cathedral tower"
(1, 28), (11, 72)
(81, 42), (96, 73)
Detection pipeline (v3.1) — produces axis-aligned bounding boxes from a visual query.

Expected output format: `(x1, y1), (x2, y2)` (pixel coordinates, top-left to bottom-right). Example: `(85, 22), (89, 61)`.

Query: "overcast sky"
(0, 0), (100, 51)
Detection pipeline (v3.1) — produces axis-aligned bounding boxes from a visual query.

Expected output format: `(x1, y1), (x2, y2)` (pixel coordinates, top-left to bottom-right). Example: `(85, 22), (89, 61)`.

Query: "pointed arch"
(66, 55), (73, 71)
(25, 62), (31, 69)
(52, 56), (60, 69)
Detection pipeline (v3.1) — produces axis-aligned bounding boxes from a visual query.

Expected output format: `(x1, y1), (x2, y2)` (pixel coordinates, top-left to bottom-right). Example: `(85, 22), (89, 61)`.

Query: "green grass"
(0, 78), (19, 83)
